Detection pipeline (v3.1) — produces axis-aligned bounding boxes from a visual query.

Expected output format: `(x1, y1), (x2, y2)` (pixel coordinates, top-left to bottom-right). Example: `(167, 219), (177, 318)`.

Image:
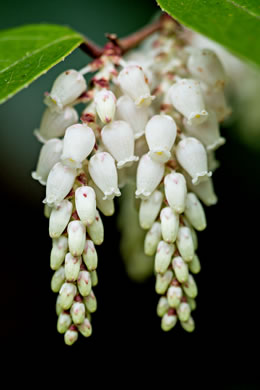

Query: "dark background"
(0, 0), (260, 384)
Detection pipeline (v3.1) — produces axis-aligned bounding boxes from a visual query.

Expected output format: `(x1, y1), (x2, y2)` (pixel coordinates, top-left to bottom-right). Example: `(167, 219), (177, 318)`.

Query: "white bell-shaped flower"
(202, 83), (231, 122)
(50, 236), (68, 270)
(164, 171), (187, 214)
(101, 120), (138, 169)
(145, 115), (177, 163)
(86, 210), (104, 245)
(35, 106), (78, 142)
(185, 174), (218, 206)
(82, 240), (98, 271)
(61, 123), (95, 168)
(78, 318), (92, 338)
(44, 69), (87, 111)
(117, 64), (154, 107)
(64, 253), (81, 282)
(144, 222), (161, 256)
(155, 270), (173, 295)
(183, 110), (226, 151)
(88, 152), (121, 200)
(70, 301), (85, 325)
(155, 241), (175, 274)
(184, 193), (207, 231)
(189, 254), (201, 274)
(94, 89), (116, 124)
(44, 162), (77, 207)
(59, 282), (77, 310)
(176, 226), (195, 262)
(172, 256), (189, 283)
(49, 199), (72, 238)
(176, 137), (212, 185)
(64, 327), (78, 346)
(88, 179), (114, 217)
(75, 186), (96, 226)
(32, 139), (63, 185)
(161, 309), (177, 331)
(169, 78), (208, 125)
(157, 296), (170, 317)
(57, 312), (72, 334)
(77, 270), (92, 297)
(180, 316), (195, 332)
(177, 301), (191, 322)
(139, 190), (163, 230)
(135, 153), (165, 200)
(160, 207), (179, 244)
(83, 290), (97, 313)
(187, 48), (226, 90)
(116, 95), (149, 139)
(67, 220), (86, 257)
(167, 284), (183, 308)
(182, 274), (198, 298)
(51, 266), (65, 293)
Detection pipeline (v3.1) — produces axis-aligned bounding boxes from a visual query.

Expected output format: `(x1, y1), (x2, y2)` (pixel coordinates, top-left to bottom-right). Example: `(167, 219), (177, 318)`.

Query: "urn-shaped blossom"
(164, 172), (187, 214)
(88, 152), (121, 200)
(67, 220), (86, 257)
(94, 89), (116, 124)
(75, 186), (96, 226)
(176, 137), (212, 185)
(135, 153), (165, 200)
(139, 190), (163, 230)
(44, 69), (87, 111)
(49, 200), (73, 238)
(101, 120), (138, 169)
(32, 139), (63, 185)
(145, 115), (177, 163)
(169, 78), (208, 125)
(61, 123), (95, 168)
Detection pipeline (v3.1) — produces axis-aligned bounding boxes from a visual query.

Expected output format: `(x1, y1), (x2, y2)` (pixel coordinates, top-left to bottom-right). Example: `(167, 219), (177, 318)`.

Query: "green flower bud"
(155, 270), (173, 295)
(82, 240), (98, 271)
(189, 254), (201, 274)
(50, 236), (68, 270)
(182, 274), (198, 298)
(157, 296), (169, 317)
(57, 312), (72, 334)
(56, 295), (63, 316)
(59, 283), (77, 310)
(176, 226), (195, 262)
(172, 256), (189, 283)
(187, 297), (196, 311)
(78, 318), (92, 338)
(180, 315), (195, 332)
(144, 222), (161, 256)
(83, 290), (97, 313)
(155, 241), (175, 274)
(167, 283), (182, 308)
(65, 253), (81, 282)
(184, 192), (206, 231)
(90, 270), (98, 287)
(177, 301), (191, 322)
(77, 270), (92, 297)
(70, 301), (85, 325)
(86, 210), (104, 245)
(161, 309), (177, 331)
(51, 266), (65, 293)
(64, 325), (78, 346)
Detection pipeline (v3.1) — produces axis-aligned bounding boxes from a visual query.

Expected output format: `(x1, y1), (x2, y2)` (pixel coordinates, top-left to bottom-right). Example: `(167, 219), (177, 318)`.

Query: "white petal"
(139, 190), (163, 229)
(164, 172), (187, 214)
(75, 186), (96, 225)
(49, 199), (73, 238)
(135, 153), (165, 199)
(67, 220), (86, 257)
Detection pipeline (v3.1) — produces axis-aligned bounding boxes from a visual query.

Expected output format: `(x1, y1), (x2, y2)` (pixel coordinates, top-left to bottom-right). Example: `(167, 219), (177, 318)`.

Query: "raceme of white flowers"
(32, 17), (230, 345)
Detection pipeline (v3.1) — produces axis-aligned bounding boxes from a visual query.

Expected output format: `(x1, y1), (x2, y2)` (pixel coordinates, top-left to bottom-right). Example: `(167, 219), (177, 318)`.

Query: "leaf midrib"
(226, 0), (260, 20)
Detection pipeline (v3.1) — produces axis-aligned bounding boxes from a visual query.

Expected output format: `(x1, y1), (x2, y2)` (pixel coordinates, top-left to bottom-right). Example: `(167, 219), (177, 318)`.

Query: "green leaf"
(157, 0), (260, 67)
(0, 24), (84, 104)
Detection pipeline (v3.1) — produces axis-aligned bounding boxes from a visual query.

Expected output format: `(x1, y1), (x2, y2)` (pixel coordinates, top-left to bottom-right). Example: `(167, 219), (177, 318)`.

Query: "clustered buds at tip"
(94, 89), (116, 124)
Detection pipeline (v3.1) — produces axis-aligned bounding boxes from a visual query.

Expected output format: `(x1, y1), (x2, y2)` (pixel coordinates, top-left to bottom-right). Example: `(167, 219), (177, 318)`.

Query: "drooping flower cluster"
(32, 16), (230, 344)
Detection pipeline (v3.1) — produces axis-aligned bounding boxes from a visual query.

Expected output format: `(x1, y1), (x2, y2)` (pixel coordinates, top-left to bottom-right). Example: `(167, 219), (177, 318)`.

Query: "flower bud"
(117, 64), (154, 107)
(135, 153), (165, 200)
(59, 282), (77, 310)
(145, 115), (177, 163)
(70, 301), (85, 325)
(64, 325), (78, 345)
(49, 200), (73, 238)
(88, 152), (121, 200)
(94, 89), (116, 124)
(176, 226), (195, 262)
(32, 139), (63, 185)
(78, 318), (92, 337)
(155, 270), (173, 295)
(161, 309), (177, 331)
(157, 296), (170, 317)
(169, 78), (208, 125)
(185, 175), (218, 206)
(155, 241), (175, 274)
(101, 120), (138, 169)
(57, 312), (72, 334)
(177, 301), (191, 322)
(144, 222), (161, 256)
(45, 69), (86, 111)
(35, 106), (78, 142)
(88, 179), (115, 217)
(180, 315), (195, 332)
(176, 137), (211, 185)
(75, 186), (96, 225)
(64, 253), (81, 282)
(187, 48), (226, 90)
(187, 297), (196, 311)
(189, 254), (201, 274)
(172, 256), (189, 283)
(50, 236), (68, 270)
(56, 295), (63, 316)
(83, 290), (97, 313)
(82, 240), (98, 271)
(43, 162), (76, 207)
(184, 193), (206, 231)
(51, 266), (65, 292)
(61, 124), (95, 168)
(116, 95), (149, 139)
(164, 172), (187, 214)
(183, 110), (225, 151)
(90, 270), (98, 287)
(77, 270), (92, 297)
(182, 274), (198, 298)
(86, 210), (104, 245)
(160, 207), (179, 244)
(67, 221), (86, 257)
(167, 284), (183, 308)
(202, 83), (231, 122)
(139, 190), (163, 230)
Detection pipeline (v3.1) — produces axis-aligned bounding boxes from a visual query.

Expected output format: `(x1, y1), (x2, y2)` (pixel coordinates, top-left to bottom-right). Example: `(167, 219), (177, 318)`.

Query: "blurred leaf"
(0, 24), (84, 104)
(157, 0), (260, 67)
